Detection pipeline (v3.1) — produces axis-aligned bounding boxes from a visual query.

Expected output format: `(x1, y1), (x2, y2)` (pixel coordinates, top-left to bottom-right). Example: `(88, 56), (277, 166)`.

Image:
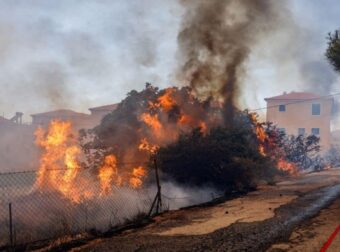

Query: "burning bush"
(80, 83), (223, 177)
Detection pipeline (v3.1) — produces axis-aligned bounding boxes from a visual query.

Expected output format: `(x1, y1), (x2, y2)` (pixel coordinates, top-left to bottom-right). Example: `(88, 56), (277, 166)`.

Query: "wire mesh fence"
(0, 168), (159, 249)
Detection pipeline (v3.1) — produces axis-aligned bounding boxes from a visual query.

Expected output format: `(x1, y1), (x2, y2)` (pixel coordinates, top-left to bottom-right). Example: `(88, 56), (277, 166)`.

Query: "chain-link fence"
(0, 164), (223, 250)
(0, 168), (161, 250)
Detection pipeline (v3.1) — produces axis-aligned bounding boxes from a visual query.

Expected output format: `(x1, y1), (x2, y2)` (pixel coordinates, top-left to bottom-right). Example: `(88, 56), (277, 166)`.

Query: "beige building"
(31, 109), (93, 130)
(30, 105), (119, 130)
(265, 92), (333, 150)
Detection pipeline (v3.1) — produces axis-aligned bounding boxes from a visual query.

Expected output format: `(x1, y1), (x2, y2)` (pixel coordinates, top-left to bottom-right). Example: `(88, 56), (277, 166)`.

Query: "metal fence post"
(148, 157), (162, 216)
(9, 203), (13, 250)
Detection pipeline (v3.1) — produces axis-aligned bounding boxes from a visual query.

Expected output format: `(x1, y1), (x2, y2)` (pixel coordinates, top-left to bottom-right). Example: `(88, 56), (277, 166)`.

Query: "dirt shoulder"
(140, 169), (340, 236)
(69, 169), (340, 252)
(268, 198), (340, 252)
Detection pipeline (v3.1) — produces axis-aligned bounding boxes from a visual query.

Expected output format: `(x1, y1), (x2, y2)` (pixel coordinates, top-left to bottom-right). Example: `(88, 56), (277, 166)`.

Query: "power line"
(249, 92), (340, 112)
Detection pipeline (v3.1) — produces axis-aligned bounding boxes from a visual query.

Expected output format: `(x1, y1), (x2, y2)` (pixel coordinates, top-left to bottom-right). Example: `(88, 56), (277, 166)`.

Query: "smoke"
(161, 182), (221, 210)
(0, 125), (39, 172)
(176, 0), (286, 123)
(0, 0), (181, 121)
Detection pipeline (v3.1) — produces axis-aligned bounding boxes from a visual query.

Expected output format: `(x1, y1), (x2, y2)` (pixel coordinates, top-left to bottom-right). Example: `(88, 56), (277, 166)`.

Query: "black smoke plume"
(176, 0), (285, 124)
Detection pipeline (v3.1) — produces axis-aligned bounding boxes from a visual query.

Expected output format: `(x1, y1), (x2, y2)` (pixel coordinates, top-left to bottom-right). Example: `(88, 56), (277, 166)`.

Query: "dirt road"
(268, 199), (340, 252)
(71, 169), (340, 252)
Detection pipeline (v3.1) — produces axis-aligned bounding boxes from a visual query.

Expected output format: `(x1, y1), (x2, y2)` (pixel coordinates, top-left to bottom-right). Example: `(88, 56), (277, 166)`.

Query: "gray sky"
(0, 0), (339, 126)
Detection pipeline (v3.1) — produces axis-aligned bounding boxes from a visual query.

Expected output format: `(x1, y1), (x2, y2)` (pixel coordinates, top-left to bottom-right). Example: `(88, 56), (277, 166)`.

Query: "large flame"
(35, 120), (148, 203)
(34, 120), (91, 203)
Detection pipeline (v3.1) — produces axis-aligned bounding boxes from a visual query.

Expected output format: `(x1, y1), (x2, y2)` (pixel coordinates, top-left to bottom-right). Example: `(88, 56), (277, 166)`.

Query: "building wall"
(266, 98), (333, 150)
(31, 115), (94, 130)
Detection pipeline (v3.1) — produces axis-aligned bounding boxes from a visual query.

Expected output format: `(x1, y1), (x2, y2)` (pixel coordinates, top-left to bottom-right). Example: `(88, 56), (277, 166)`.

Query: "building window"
(279, 105), (286, 112)
(311, 128), (320, 135)
(312, 103), (320, 115)
(278, 128), (286, 134)
(298, 128), (305, 135)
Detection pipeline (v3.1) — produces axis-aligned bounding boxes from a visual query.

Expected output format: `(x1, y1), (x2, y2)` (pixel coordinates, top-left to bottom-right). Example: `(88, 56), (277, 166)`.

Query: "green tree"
(326, 30), (340, 72)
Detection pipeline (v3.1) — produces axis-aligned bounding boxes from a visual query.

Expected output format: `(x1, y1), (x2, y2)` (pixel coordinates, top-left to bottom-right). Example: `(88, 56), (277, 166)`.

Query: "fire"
(35, 120), (75, 189)
(250, 113), (267, 156)
(178, 114), (195, 126)
(179, 114), (208, 134)
(98, 154), (121, 195)
(129, 166), (147, 188)
(98, 154), (147, 191)
(139, 138), (159, 154)
(35, 120), (91, 203)
(255, 124), (266, 143)
(157, 88), (176, 111)
(249, 113), (299, 175)
(35, 120), (148, 203)
(258, 145), (266, 156)
(140, 113), (162, 134)
(60, 146), (81, 197)
(277, 158), (298, 175)
(199, 121), (208, 134)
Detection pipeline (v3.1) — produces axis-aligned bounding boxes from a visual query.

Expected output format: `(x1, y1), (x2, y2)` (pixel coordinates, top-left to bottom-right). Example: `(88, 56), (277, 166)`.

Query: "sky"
(0, 0), (339, 126)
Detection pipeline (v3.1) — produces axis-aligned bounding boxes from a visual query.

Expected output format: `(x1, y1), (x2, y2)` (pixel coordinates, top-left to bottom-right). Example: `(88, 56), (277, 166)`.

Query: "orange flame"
(35, 120), (91, 203)
(199, 121), (208, 134)
(98, 154), (122, 195)
(157, 88), (176, 111)
(250, 113), (267, 156)
(250, 113), (298, 174)
(139, 138), (159, 154)
(140, 113), (162, 133)
(277, 158), (298, 175)
(129, 166), (147, 188)
(178, 114), (195, 126)
(35, 120), (147, 203)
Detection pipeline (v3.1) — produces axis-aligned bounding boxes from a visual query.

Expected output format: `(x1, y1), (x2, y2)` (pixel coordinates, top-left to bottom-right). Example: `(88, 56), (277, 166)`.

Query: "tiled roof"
(89, 104), (118, 112)
(265, 92), (321, 101)
(31, 109), (90, 118)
